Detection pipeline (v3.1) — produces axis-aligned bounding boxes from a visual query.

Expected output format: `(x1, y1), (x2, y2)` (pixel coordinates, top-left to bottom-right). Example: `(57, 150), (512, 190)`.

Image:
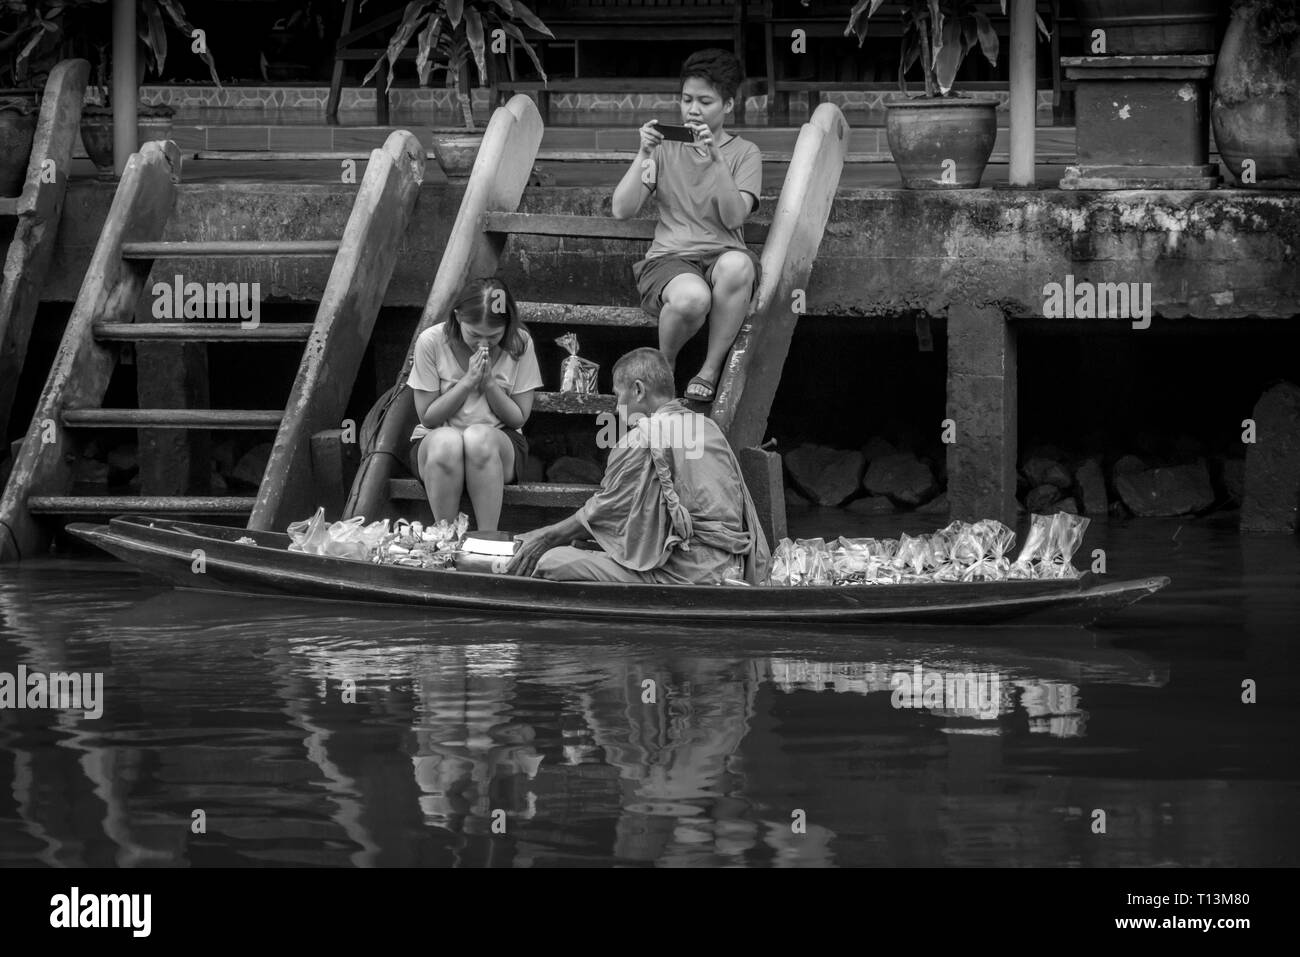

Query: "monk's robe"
(534, 400), (771, 585)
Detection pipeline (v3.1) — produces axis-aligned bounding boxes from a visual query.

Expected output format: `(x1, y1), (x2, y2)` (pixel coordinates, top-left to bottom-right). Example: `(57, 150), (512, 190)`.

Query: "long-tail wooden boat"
(66, 516), (1169, 628)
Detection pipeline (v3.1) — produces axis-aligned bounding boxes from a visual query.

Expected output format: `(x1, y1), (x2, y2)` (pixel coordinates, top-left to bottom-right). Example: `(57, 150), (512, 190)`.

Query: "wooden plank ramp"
(0, 140), (182, 562)
(249, 131), (425, 531)
(712, 104), (850, 539)
(0, 59), (91, 446)
(344, 94), (849, 544)
(0, 131), (425, 562)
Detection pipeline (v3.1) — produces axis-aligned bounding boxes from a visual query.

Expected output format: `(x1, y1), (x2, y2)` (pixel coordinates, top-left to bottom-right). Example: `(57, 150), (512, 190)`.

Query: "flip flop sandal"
(685, 375), (718, 402)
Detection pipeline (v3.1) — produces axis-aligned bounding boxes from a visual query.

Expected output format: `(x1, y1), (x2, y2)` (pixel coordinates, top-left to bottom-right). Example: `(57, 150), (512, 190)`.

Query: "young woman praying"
(407, 277), (542, 531)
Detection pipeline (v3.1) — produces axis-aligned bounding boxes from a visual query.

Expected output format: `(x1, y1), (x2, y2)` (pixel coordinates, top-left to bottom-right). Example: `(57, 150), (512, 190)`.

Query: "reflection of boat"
(69, 516), (1170, 628)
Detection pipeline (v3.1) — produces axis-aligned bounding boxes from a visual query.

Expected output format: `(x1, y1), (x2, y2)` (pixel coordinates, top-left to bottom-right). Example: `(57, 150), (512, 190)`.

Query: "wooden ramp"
(0, 59), (90, 446)
(0, 132), (424, 562)
(347, 96), (848, 541)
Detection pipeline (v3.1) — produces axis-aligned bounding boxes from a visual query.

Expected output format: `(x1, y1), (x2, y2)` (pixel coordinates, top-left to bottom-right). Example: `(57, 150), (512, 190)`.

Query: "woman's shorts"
(632, 246), (762, 319)
(408, 426), (529, 484)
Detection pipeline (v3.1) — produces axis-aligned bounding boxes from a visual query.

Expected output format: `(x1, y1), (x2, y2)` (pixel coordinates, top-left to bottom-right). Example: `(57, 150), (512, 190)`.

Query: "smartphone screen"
(656, 123), (696, 143)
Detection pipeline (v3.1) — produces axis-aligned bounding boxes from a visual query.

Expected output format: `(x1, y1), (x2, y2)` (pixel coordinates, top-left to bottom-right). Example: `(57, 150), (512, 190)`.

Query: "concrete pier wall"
(38, 182), (1300, 525)
(45, 184), (1300, 316)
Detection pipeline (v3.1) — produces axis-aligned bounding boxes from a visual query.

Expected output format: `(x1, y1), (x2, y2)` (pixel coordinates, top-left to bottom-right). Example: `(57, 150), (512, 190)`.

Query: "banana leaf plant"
(804, 0), (1049, 97)
(360, 0), (554, 130)
(1, 0), (219, 105)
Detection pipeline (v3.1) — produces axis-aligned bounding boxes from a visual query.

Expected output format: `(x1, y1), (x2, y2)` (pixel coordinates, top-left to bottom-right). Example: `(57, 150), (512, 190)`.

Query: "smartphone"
(655, 123), (697, 143)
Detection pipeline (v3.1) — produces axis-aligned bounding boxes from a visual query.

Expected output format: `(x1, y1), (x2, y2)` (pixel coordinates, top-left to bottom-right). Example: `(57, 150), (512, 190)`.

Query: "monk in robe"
(506, 347), (770, 585)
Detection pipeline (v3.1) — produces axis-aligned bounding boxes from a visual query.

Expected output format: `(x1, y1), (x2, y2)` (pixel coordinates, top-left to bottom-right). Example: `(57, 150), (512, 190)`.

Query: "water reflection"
(764, 654), (1162, 739)
(1, 522), (1297, 866)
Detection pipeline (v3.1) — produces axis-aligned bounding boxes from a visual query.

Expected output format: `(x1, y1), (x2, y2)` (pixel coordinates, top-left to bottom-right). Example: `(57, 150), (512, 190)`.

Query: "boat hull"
(67, 516), (1170, 628)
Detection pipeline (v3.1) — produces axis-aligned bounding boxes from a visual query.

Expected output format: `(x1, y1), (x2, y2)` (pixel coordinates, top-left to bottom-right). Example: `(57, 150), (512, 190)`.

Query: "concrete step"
(28, 496), (256, 515)
(389, 478), (597, 508)
(98, 120), (1081, 164)
(62, 409), (284, 430)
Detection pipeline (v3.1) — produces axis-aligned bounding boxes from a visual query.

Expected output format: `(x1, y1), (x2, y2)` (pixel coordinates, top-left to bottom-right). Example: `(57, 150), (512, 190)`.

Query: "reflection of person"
(612, 49), (762, 403)
(507, 348), (770, 584)
(407, 278), (542, 532)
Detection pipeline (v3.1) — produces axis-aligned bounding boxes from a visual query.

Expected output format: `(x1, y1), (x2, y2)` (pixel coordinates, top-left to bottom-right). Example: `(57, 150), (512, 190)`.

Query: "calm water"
(1, 515), (1296, 867)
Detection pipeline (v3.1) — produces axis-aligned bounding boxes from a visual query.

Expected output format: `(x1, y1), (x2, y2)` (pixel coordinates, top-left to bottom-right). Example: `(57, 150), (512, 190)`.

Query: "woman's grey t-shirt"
(641, 135), (762, 260)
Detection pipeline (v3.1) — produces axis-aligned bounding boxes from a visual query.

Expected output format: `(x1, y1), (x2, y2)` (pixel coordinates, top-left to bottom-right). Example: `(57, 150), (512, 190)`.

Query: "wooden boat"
(67, 516), (1170, 628)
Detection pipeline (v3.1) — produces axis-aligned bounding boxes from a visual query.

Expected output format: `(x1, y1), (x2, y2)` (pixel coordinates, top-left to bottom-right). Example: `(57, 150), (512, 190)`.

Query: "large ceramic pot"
(884, 97), (997, 189)
(80, 106), (175, 178)
(0, 100), (38, 197)
(430, 130), (483, 182)
(1213, 3), (1300, 188)
(1075, 0), (1221, 54)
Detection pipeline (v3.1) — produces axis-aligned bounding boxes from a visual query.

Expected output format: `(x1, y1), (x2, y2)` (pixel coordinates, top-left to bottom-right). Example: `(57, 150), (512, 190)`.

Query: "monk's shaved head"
(612, 348), (675, 401)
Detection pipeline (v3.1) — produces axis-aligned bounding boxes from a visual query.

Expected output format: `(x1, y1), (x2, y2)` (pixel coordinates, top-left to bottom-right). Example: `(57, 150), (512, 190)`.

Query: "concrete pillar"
(946, 304), (1017, 527)
(1008, 0), (1037, 187)
(737, 447), (787, 547)
(135, 305), (210, 496)
(112, 0), (137, 176)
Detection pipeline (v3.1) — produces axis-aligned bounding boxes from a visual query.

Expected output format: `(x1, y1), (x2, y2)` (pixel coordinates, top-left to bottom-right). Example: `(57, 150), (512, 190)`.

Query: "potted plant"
(0, 2), (61, 195)
(0, 95), (38, 196)
(74, 1), (220, 177)
(1213, 0), (1300, 188)
(358, 0), (553, 180)
(2, 0), (219, 178)
(822, 0), (1048, 188)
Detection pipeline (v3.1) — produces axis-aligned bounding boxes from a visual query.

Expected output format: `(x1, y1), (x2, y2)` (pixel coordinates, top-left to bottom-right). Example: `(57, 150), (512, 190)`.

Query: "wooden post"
(1008, 0), (1037, 187)
(0, 59), (90, 444)
(737, 447), (786, 547)
(310, 428), (361, 519)
(135, 300), (211, 497)
(946, 304), (1017, 528)
(112, 0), (137, 177)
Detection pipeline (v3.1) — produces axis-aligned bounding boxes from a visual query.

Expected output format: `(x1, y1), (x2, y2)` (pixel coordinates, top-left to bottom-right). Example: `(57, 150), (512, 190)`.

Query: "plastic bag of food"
(984, 519), (1016, 576)
(932, 560), (963, 582)
(287, 507), (330, 554)
(960, 519), (1012, 582)
(1009, 513), (1053, 579)
(832, 537), (876, 579)
(375, 514), (468, 568)
(769, 538), (795, 585)
(556, 332), (599, 395)
(1042, 512), (1091, 579)
(894, 533), (933, 576)
(321, 515), (370, 560)
(949, 522), (984, 569)
(792, 537), (833, 586)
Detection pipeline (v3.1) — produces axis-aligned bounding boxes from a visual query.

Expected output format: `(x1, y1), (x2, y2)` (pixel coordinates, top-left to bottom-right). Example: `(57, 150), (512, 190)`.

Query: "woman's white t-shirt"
(407, 322), (544, 443)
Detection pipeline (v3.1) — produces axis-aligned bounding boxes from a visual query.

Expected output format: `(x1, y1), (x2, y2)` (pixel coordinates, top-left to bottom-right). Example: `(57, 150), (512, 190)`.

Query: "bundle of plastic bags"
(374, 514), (469, 569)
(287, 508), (391, 560)
(771, 537), (834, 586)
(285, 509), (470, 569)
(1009, 512), (1091, 580)
(765, 514), (1087, 586)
